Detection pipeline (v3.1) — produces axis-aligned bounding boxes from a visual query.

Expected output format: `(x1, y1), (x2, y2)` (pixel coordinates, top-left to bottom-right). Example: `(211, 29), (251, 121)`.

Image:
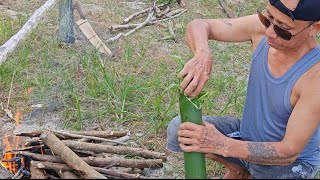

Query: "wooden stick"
(56, 170), (79, 179)
(15, 131), (65, 139)
(156, 6), (171, 18)
(20, 151), (163, 169)
(218, 0), (236, 18)
(39, 131), (106, 179)
(109, 9), (187, 31)
(0, 0), (58, 65)
(122, 3), (168, 24)
(0, 165), (13, 179)
(70, 131), (128, 138)
(30, 161), (46, 179)
(34, 161), (149, 179)
(49, 129), (124, 144)
(108, 1), (157, 42)
(63, 140), (167, 160)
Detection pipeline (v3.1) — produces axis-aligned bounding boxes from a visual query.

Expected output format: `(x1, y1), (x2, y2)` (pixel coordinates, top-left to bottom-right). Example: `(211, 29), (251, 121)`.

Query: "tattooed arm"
(179, 15), (265, 98)
(179, 76), (320, 165)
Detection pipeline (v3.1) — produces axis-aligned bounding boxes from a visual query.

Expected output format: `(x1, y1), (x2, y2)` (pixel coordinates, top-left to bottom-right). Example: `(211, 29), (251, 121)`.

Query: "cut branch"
(39, 131), (106, 179)
(34, 161), (149, 179)
(48, 129), (125, 145)
(56, 170), (79, 179)
(30, 161), (46, 179)
(122, 3), (168, 24)
(0, 0), (58, 65)
(218, 0), (236, 18)
(109, 9), (187, 32)
(63, 140), (167, 160)
(70, 130), (128, 138)
(20, 151), (163, 169)
(108, 1), (157, 42)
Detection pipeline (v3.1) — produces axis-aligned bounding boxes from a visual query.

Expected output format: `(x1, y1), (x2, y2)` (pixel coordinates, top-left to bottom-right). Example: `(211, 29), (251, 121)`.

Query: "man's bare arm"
(179, 15), (265, 98)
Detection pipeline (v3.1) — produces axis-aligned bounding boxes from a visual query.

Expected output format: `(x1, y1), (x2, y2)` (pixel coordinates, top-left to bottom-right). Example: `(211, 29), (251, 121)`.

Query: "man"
(166, 0), (320, 178)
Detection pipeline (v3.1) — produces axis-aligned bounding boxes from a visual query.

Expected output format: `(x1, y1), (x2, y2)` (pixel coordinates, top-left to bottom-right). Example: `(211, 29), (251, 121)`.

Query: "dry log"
(16, 131), (65, 139)
(0, 164), (13, 179)
(122, 3), (168, 24)
(49, 129), (124, 144)
(20, 151), (163, 169)
(70, 131), (128, 139)
(39, 131), (106, 179)
(30, 161), (46, 179)
(34, 161), (149, 179)
(94, 167), (149, 179)
(63, 140), (167, 160)
(15, 131), (43, 137)
(0, 0), (58, 64)
(218, 0), (236, 18)
(109, 9), (187, 31)
(56, 170), (79, 179)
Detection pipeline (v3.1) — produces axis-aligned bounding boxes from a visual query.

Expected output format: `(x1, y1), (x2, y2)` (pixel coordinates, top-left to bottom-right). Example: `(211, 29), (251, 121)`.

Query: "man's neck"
(270, 39), (317, 64)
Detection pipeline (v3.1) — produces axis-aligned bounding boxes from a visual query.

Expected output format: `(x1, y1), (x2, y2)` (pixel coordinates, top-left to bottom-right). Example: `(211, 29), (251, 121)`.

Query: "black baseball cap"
(269, 0), (320, 21)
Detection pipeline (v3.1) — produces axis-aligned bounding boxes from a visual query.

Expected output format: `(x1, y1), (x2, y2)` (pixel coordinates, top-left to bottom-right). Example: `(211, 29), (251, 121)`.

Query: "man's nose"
(266, 23), (278, 39)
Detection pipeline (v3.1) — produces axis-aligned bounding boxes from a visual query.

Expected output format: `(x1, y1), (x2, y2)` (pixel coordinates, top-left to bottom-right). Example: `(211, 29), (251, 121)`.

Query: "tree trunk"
(59, 0), (75, 43)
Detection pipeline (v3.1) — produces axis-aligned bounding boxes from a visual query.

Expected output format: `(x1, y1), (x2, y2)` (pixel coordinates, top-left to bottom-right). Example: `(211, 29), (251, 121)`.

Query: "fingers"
(189, 74), (209, 98)
(178, 65), (188, 79)
(179, 72), (193, 92)
(183, 74), (200, 97)
(179, 143), (199, 152)
(178, 137), (198, 145)
(179, 122), (200, 131)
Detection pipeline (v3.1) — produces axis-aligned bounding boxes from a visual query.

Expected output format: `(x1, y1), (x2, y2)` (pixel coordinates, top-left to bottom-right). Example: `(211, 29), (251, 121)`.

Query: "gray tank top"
(240, 36), (320, 166)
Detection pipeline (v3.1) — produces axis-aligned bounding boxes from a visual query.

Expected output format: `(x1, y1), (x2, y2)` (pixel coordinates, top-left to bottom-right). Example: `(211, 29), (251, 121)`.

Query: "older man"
(166, 0), (320, 178)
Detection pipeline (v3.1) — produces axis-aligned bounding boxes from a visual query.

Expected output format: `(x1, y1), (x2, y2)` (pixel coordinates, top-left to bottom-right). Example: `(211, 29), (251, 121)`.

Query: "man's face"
(263, 3), (313, 49)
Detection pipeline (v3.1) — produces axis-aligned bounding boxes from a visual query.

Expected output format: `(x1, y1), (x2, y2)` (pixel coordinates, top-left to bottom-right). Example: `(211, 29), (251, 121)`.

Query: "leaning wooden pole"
(0, 0), (58, 65)
(59, 0), (75, 43)
(179, 92), (207, 179)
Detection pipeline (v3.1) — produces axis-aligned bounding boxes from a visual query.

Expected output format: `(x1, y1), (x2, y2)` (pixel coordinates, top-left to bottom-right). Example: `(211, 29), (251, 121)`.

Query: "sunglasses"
(257, 9), (313, 41)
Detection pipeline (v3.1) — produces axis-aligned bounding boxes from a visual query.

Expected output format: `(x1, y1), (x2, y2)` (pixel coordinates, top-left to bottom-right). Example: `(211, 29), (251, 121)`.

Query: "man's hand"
(178, 49), (212, 98)
(178, 122), (229, 154)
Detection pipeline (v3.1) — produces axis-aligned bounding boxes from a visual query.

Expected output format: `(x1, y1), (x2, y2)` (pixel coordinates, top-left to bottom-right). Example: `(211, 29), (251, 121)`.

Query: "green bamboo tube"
(179, 92), (207, 179)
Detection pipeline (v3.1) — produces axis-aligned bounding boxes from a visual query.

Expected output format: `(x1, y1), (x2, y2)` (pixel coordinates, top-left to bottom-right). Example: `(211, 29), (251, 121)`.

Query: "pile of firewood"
(2, 129), (166, 179)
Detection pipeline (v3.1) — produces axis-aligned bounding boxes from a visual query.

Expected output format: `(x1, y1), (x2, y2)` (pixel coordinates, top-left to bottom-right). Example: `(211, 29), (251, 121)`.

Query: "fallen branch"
(39, 131), (106, 179)
(56, 170), (79, 179)
(0, 0), (58, 65)
(30, 161), (46, 179)
(48, 129), (125, 145)
(0, 164), (13, 179)
(109, 9), (187, 32)
(122, 3), (168, 24)
(108, 1), (157, 42)
(218, 0), (236, 18)
(63, 140), (167, 160)
(20, 151), (163, 169)
(156, 6), (171, 18)
(33, 161), (149, 179)
(70, 130), (128, 138)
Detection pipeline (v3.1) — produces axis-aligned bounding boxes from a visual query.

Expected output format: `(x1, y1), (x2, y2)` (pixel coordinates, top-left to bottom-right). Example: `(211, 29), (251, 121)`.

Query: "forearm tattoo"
(221, 19), (233, 27)
(247, 142), (286, 164)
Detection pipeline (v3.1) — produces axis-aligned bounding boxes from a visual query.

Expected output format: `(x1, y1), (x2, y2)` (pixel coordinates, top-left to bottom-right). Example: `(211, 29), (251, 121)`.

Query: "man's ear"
(309, 21), (320, 36)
